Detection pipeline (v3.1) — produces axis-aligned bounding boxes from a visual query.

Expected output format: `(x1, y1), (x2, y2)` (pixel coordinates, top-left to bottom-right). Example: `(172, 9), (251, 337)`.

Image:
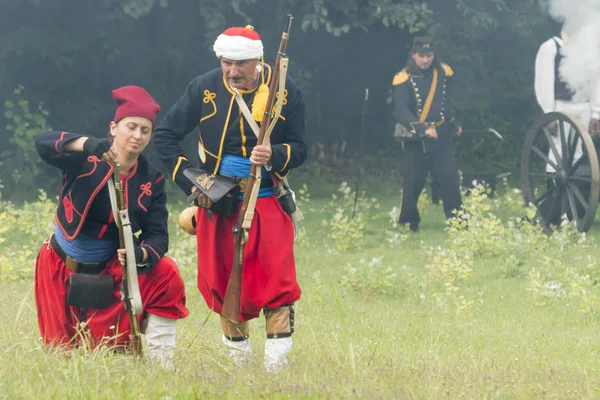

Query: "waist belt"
(220, 174), (274, 193)
(49, 234), (108, 274)
(425, 119), (445, 128)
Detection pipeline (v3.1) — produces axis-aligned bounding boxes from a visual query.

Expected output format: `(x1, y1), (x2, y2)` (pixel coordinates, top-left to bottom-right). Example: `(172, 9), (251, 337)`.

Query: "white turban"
(213, 26), (263, 60)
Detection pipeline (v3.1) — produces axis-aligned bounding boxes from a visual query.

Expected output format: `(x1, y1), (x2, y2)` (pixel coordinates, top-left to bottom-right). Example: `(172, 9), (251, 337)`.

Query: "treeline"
(0, 0), (556, 200)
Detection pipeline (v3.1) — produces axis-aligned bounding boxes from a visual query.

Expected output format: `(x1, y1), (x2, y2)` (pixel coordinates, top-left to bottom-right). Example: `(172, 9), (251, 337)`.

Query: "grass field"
(1, 180), (600, 399)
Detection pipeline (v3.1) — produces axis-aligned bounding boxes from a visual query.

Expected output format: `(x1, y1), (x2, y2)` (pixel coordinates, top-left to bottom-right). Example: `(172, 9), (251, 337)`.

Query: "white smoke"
(546, 0), (600, 99)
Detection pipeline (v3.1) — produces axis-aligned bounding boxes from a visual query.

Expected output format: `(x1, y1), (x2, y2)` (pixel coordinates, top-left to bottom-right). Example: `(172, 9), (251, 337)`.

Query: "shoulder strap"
(419, 68), (439, 123)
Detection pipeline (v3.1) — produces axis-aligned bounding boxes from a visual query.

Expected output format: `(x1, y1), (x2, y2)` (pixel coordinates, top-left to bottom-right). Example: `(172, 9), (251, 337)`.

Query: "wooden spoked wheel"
(521, 112), (600, 232)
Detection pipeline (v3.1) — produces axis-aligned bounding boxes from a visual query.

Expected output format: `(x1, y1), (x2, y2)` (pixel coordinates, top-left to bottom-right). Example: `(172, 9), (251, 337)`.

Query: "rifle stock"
(221, 15), (294, 323)
(221, 225), (244, 321)
(112, 163), (143, 355)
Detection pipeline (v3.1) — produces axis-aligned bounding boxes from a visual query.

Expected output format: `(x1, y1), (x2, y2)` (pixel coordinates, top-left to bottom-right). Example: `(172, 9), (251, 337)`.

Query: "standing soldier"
(34, 86), (189, 368)
(392, 36), (463, 232)
(153, 25), (307, 372)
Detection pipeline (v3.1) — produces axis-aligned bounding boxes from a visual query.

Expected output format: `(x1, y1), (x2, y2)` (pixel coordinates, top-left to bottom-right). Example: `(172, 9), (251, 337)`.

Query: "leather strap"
(419, 67), (439, 123)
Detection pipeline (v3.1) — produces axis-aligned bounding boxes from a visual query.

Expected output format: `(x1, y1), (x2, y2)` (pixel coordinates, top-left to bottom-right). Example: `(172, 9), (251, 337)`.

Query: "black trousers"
(399, 143), (463, 226)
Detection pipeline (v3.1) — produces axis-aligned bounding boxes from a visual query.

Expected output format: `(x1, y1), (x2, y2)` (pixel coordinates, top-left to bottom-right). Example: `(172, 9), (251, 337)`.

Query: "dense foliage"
(0, 0), (558, 200)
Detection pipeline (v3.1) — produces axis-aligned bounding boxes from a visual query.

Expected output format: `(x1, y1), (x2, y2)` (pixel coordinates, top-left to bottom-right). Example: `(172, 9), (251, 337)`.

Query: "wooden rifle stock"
(221, 15), (294, 323)
(112, 163), (143, 355)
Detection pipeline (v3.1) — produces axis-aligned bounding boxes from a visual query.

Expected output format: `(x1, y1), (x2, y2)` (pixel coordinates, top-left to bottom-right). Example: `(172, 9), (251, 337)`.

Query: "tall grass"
(1, 181), (600, 399)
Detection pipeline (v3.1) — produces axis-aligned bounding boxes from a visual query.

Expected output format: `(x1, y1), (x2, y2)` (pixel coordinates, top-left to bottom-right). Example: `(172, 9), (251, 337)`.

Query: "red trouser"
(196, 195), (301, 322)
(34, 239), (189, 348)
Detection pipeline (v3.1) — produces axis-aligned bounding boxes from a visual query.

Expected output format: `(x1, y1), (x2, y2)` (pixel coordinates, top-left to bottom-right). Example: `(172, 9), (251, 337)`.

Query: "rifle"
(221, 15), (294, 323)
(109, 162), (143, 355)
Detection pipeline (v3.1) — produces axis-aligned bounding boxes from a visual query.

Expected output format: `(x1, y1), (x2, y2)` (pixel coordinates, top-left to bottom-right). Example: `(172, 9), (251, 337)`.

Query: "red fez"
(112, 85), (161, 125)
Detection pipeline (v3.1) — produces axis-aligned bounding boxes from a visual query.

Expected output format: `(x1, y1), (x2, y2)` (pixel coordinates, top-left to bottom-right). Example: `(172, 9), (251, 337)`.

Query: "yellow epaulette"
(392, 69), (409, 86)
(441, 63), (453, 77)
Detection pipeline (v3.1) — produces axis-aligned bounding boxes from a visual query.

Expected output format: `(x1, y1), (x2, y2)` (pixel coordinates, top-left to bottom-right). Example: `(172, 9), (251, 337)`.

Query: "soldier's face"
(412, 51), (435, 70)
(220, 58), (260, 90)
(110, 117), (153, 156)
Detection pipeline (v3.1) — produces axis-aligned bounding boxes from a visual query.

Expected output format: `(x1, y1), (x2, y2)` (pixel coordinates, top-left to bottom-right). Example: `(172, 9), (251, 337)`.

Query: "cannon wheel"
(521, 111), (600, 232)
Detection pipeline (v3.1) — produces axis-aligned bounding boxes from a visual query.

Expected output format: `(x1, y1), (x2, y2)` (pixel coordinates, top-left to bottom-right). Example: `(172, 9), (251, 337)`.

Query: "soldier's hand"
(455, 125), (463, 137)
(546, 120), (559, 137)
(83, 137), (118, 162)
(191, 187), (213, 209)
(102, 145), (119, 164)
(425, 127), (438, 139)
(117, 248), (126, 266)
(117, 247), (148, 267)
(250, 144), (272, 166)
(589, 118), (600, 135)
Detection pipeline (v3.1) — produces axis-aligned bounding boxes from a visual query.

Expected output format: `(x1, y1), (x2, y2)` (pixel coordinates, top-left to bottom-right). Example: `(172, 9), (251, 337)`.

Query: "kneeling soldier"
(34, 86), (189, 368)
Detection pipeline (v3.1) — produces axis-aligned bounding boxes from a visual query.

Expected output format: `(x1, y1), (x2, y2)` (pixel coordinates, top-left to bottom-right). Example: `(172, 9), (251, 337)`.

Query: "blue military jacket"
(153, 65), (307, 195)
(35, 131), (169, 267)
(392, 62), (457, 153)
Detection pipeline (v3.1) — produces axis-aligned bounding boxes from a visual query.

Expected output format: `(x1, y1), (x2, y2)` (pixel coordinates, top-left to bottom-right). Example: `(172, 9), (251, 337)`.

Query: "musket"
(221, 15), (294, 324)
(110, 162), (143, 355)
(351, 88), (369, 219)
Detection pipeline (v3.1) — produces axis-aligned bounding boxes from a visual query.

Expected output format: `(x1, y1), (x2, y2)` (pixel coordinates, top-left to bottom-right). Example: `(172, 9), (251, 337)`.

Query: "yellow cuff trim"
(280, 143), (291, 171)
(172, 156), (187, 181)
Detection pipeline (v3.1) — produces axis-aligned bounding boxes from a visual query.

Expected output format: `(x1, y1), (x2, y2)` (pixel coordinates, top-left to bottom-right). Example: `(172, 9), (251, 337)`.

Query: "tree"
(0, 0), (557, 199)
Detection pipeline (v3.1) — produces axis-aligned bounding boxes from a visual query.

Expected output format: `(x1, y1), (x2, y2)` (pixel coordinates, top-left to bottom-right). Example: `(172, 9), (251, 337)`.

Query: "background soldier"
(392, 36), (463, 232)
(153, 25), (307, 372)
